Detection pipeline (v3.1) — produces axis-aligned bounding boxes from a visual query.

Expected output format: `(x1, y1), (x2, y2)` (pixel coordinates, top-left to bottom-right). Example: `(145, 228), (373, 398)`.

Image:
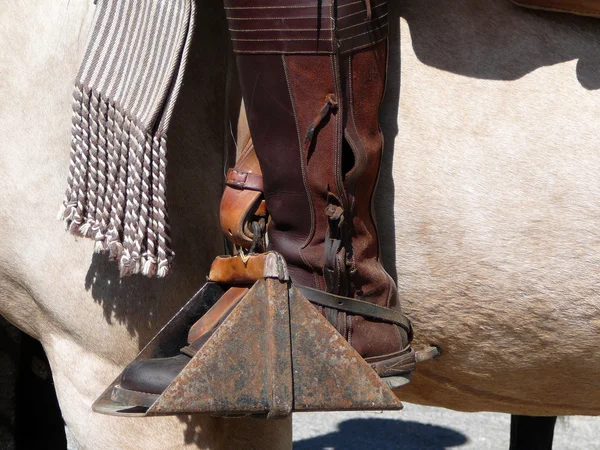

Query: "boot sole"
(382, 373), (412, 389)
(111, 385), (268, 418)
(111, 385), (159, 409)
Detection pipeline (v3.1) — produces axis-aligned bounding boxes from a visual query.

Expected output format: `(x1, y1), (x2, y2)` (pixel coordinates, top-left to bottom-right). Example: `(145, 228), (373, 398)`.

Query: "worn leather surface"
(208, 254), (267, 284)
(340, 40), (408, 359)
(120, 2), (409, 398)
(120, 278), (253, 395)
(512, 0), (600, 17)
(226, 167), (263, 192)
(297, 285), (412, 335)
(224, 0), (388, 54)
(231, 1), (412, 371)
(236, 54), (316, 287)
(120, 354), (190, 395)
(120, 284), (251, 394)
(187, 287), (249, 343)
(220, 139), (266, 248)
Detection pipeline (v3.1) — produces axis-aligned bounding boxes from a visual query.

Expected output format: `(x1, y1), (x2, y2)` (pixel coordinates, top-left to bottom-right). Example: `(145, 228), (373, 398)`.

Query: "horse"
(1, 0), (599, 448)
(1, 0), (288, 448)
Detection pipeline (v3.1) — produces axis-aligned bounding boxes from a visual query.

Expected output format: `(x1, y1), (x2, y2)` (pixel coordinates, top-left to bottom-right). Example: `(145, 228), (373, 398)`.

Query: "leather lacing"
(238, 217), (267, 264)
(249, 218), (266, 254)
(324, 192), (346, 294)
(303, 95), (359, 299)
(304, 94), (338, 154)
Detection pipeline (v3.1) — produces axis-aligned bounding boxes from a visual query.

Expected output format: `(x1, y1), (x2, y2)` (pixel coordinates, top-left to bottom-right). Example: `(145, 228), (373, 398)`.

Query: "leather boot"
(226, 0), (415, 381)
(112, 0), (415, 406)
(113, 139), (270, 404)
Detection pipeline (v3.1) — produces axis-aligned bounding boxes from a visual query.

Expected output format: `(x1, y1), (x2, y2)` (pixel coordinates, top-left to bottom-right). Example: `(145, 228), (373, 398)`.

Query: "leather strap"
(209, 254), (267, 284)
(254, 200), (267, 216)
(226, 168), (263, 192)
(187, 286), (249, 343)
(297, 285), (413, 336)
(220, 138), (266, 248)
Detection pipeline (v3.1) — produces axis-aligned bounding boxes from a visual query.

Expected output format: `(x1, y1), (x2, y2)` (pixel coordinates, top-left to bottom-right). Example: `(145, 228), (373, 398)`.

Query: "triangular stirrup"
(92, 256), (403, 417)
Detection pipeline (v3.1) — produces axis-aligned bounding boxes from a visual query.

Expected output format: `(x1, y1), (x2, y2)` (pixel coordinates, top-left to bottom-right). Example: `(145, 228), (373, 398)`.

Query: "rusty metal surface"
(264, 278), (294, 418)
(94, 274), (403, 417)
(148, 278), (294, 416)
(288, 286), (403, 412)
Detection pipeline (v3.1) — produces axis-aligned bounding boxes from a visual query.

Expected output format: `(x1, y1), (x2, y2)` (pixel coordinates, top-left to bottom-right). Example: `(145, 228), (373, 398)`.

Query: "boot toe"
(119, 354), (190, 395)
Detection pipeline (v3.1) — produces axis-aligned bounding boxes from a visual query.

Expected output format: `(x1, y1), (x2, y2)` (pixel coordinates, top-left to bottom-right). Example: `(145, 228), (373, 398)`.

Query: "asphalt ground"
(62, 404), (599, 449)
(293, 404), (600, 449)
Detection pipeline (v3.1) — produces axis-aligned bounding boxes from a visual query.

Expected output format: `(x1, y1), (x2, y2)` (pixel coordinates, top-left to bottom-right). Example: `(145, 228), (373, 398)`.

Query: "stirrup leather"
(297, 285), (413, 339)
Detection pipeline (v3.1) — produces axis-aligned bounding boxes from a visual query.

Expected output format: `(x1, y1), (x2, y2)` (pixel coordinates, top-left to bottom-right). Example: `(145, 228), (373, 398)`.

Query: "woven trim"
(60, 84), (173, 277)
(59, 0), (196, 277)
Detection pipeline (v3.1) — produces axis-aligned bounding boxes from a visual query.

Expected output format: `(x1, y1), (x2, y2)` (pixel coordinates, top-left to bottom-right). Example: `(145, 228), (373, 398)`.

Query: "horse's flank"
(384, 0), (600, 415)
(1, 0), (600, 448)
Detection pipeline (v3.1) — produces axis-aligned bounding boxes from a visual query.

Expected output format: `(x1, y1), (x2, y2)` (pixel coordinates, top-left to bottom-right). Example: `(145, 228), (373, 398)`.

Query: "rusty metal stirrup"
(91, 254), (404, 418)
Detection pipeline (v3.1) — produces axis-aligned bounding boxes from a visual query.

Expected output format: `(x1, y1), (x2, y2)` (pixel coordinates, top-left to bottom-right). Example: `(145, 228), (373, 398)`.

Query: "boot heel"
(382, 373), (412, 389)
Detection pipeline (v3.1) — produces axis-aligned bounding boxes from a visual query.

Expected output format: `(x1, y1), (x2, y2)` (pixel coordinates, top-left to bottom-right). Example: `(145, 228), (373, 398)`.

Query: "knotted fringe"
(61, 86), (172, 277)
(59, 0), (195, 277)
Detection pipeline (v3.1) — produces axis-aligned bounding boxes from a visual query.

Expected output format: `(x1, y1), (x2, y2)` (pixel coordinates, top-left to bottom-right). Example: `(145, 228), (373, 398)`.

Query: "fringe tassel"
(61, 84), (174, 277)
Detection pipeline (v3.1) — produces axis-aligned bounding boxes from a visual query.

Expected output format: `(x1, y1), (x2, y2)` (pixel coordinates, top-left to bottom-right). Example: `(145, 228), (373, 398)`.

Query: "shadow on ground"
(294, 417), (467, 450)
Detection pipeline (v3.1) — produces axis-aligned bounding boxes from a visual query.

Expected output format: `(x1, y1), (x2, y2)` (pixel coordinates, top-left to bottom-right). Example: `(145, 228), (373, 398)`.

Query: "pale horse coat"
(1, 0), (599, 449)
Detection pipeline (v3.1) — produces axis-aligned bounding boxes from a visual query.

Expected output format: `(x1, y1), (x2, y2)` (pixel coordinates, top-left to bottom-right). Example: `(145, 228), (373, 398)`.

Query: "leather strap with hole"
(297, 285), (413, 337)
(226, 168), (263, 191)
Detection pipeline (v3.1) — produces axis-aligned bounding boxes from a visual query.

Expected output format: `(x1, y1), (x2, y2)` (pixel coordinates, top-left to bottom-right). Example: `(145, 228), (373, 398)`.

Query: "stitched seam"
(339, 23), (388, 42)
(231, 39), (386, 54)
(345, 52), (369, 186)
(339, 35), (386, 54)
(230, 27), (334, 32)
(224, 0), (365, 9)
(340, 310), (347, 339)
(347, 313), (353, 346)
(331, 55), (341, 197)
(382, 35), (390, 102)
(233, 49), (334, 54)
(282, 55), (316, 272)
(225, 4), (332, 9)
(331, 55), (347, 208)
(371, 40), (388, 307)
(337, 12), (388, 32)
(227, 15), (323, 20)
(346, 55), (365, 184)
(337, 0), (364, 9)
(337, 2), (386, 19)
(365, 348), (413, 361)
(330, 0), (335, 47)
(363, 41), (389, 308)
(232, 37), (334, 41)
(119, 388), (161, 396)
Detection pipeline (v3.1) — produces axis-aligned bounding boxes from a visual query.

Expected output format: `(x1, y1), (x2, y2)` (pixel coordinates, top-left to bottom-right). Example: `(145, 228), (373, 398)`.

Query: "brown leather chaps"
(110, 1), (415, 405)
(226, 0), (415, 377)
